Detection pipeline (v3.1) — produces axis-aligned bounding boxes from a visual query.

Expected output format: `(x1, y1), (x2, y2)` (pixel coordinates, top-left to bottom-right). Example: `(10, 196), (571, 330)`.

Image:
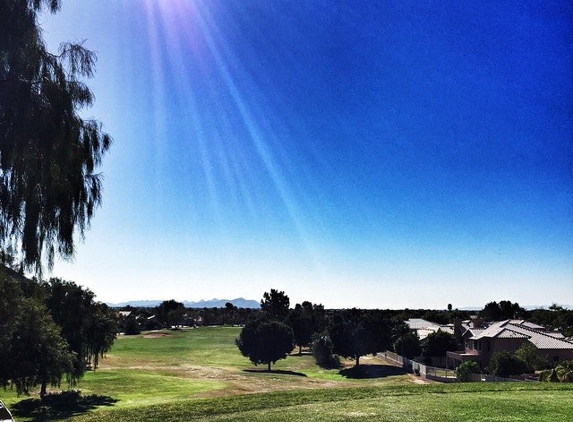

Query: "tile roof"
(509, 320), (546, 330)
(495, 329), (529, 339)
(406, 318), (454, 341)
(406, 318), (441, 330)
(470, 320), (573, 350)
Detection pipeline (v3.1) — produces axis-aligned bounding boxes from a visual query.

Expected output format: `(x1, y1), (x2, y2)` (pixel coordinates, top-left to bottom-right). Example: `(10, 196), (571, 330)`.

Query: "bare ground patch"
(142, 332), (173, 339)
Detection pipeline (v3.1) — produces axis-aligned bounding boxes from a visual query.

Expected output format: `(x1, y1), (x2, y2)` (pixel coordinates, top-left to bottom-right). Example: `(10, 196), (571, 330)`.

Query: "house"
(405, 318), (455, 342)
(447, 319), (573, 369)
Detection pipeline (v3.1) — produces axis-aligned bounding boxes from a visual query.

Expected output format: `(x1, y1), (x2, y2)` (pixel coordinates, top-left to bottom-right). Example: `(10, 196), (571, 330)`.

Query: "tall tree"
(11, 297), (74, 398)
(157, 299), (186, 327)
(260, 289), (290, 321)
(0, 0), (111, 272)
(43, 278), (117, 380)
(423, 330), (458, 357)
(479, 300), (525, 321)
(393, 331), (422, 359)
(288, 301), (325, 354)
(0, 269), (74, 398)
(329, 309), (391, 367)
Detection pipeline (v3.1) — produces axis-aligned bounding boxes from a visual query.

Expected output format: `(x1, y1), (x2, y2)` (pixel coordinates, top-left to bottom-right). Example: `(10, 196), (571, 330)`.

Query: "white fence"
(378, 351), (523, 383)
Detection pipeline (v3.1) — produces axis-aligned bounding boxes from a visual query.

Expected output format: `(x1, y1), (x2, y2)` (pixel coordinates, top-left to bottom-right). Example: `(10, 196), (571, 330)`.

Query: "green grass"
(2, 326), (572, 421)
(64, 384), (573, 422)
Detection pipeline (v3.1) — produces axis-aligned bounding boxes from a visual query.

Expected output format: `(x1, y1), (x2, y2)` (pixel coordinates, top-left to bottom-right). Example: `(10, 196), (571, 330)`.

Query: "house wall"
(463, 337), (527, 369)
(539, 348), (573, 364)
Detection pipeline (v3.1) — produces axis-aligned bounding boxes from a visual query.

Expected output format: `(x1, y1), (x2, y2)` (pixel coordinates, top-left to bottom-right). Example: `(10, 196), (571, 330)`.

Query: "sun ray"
(140, 4), (309, 230)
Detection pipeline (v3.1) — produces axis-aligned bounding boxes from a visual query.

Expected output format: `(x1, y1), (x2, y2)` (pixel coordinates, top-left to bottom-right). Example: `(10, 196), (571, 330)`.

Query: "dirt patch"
(410, 374), (437, 384)
(142, 333), (173, 339)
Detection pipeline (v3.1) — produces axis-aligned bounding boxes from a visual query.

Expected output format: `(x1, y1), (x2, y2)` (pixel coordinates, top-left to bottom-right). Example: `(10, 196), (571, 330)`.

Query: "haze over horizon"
(41, 1), (571, 310)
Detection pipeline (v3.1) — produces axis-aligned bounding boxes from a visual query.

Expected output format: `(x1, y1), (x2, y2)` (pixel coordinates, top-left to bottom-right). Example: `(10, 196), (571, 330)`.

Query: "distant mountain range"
(108, 298), (260, 309)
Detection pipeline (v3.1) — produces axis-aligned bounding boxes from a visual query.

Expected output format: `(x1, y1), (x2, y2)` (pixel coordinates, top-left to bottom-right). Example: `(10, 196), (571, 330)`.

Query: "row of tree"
(0, 267), (117, 397)
(118, 301), (258, 333)
(236, 289), (420, 371)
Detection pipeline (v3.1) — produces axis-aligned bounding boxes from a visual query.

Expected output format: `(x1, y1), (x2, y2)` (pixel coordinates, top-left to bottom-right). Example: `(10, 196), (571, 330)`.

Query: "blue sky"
(43, 0), (572, 309)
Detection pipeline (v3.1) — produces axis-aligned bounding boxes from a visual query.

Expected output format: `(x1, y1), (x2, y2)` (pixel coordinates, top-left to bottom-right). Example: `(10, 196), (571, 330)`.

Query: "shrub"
(555, 360), (573, 382)
(514, 343), (549, 372)
(124, 316), (141, 335)
(488, 351), (528, 378)
(312, 334), (339, 368)
(539, 369), (559, 382)
(456, 361), (480, 382)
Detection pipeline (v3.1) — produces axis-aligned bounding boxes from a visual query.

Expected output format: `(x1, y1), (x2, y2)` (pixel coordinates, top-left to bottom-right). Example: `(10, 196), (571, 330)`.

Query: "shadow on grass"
(11, 390), (118, 422)
(244, 369), (308, 377)
(340, 364), (408, 379)
(291, 351), (313, 357)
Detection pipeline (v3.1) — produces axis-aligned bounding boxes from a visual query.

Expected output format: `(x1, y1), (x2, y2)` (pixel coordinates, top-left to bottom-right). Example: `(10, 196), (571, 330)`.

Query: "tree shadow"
(11, 390), (118, 421)
(244, 369), (308, 377)
(339, 364), (408, 379)
(291, 351), (313, 357)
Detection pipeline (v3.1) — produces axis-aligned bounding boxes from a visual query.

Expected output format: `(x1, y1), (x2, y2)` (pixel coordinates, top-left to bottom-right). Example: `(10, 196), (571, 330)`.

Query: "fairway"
(3, 326), (572, 421)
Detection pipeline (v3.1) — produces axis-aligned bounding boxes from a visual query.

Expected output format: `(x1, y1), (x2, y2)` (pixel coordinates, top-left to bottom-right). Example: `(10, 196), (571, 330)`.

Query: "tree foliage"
(0, 268), (73, 397)
(423, 330), (458, 357)
(0, 268), (116, 398)
(260, 289), (290, 321)
(328, 309), (391, 366)
(456, 361), (480, 382)
(10, 297), (74, 397)
(311, 333), (339, 368)
(157, 299), (186, 328)
(235, 316), (294, 371)
(479, 300), (526, 321)
(288, 301), (325, 354)
(530, 305), (573, 338)
(514, 342), (548, 372)
(43, 278), (117, 379)
(488, 351), (528, 377)
(554, 360), (573, 382)
(123, 315), (141, 336)
(0, 0), (111, 271)
(393, 331), (422, 359)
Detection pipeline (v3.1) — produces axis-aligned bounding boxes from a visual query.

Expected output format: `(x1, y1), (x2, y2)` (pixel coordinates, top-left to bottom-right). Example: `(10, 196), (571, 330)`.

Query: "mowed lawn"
(3, 326), (573, 421)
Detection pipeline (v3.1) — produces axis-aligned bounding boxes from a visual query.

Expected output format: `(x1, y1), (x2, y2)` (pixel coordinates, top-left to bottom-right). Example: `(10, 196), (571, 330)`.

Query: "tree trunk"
(267, 362), (271, 372)
(40, 378), (48, 400)
(299, 345), (302, 355)
(355, 355), (360, 367)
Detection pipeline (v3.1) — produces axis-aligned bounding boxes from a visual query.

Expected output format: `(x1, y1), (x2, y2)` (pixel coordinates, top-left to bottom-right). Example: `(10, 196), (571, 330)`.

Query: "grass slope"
(2, 326), (572, 421)
(66, 384), (573, 422)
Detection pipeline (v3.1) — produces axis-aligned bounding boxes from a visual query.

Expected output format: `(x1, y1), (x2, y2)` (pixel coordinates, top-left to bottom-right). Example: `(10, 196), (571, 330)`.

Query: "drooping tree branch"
(0, 0), (111, 272)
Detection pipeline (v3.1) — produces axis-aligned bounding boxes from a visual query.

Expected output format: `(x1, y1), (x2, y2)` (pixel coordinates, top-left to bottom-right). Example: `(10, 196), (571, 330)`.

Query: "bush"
(456, 361), (480, 382)
(312, 334), (339, 368)
(488, 351), (528, 377)
(539, 369), (559, 382)
(555, 360), (573, 382)
(514, 343), (549, 371)
(123, 316), (141, 335)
